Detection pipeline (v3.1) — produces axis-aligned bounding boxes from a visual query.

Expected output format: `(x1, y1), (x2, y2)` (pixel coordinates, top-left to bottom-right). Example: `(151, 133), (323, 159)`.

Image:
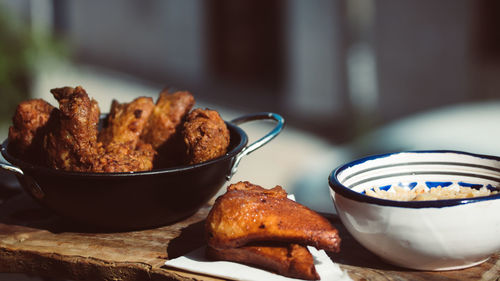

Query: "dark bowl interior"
(1, 122), (247, 231)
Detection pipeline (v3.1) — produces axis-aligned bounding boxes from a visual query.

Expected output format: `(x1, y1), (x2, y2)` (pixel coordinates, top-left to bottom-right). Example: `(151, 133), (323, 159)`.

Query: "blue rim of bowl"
(328, 150), (500, 208)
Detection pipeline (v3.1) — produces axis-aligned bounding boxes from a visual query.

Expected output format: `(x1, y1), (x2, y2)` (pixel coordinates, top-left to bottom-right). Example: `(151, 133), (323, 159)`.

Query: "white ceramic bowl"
(329, 150), (500, 271)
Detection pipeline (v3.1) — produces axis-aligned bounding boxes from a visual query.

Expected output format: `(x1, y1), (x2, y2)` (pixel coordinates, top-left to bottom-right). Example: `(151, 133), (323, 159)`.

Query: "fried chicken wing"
(206, 181), (341, 253)
(99, 97), (154, 148)
(43, 86), (101, 172)
(42, 87), (155, 173)
(8, 99), (55, 163)
(140, 89), (195, 149)
(182, 108), (230, 165)
(206, 243), (320, 280)
(138, 90), (195, 168)
(8, 86), (231, 173)
(96, 96), (156, 172)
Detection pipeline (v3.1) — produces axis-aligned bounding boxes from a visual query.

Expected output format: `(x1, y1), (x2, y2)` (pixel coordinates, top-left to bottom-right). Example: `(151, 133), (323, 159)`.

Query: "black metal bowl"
(0, 112), (284, 231)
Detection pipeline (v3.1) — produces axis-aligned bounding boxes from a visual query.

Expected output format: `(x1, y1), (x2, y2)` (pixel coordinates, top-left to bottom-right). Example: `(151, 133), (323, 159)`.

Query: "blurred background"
(1, 0), (500, 279)
(2, 0), (500, 208)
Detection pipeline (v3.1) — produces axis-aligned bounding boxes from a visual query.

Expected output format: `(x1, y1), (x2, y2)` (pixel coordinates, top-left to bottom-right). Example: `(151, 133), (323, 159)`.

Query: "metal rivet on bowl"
(25, 175), (44, 199)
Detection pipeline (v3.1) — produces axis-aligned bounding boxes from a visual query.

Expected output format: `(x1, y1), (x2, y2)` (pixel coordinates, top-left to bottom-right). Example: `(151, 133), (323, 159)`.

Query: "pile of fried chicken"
(205, 181), (341, 280)
(8, 86), (230, 172)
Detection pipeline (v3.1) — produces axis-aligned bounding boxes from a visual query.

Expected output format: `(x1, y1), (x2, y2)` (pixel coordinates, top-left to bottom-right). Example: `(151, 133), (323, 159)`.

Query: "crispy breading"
(42, 87), (156, 173)
(139, 90), (195, 168)
(8, 99), (55, 163)
(99, 97), (154, 148)
(8, 86), (231, 173)
(206, 181), (341, 252)
(43, 86), (101, 172)
(140, 89), (194, 149)
(205, 181), (341, 279)
(182, 108), (230, 165)
(92, 142), (155, 173)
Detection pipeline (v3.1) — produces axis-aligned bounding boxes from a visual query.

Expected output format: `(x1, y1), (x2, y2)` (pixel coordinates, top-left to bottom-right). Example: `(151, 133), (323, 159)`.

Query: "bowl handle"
(0, 160), (24, 176)
(0, 156), (45, 199)
(227, 112), (285, 180)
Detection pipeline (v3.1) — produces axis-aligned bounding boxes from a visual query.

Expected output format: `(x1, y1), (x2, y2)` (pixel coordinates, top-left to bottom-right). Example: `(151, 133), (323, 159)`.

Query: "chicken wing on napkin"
(205, 181), (341, 280)
(206, 181), (341, 252)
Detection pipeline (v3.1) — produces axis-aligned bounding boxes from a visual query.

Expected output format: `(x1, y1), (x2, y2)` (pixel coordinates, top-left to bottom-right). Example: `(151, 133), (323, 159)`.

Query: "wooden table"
(1, 172), (499, 281)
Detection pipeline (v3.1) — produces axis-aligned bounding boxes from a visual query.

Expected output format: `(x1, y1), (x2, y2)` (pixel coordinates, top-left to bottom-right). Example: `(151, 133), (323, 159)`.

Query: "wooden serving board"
(0, 173), (499, 281)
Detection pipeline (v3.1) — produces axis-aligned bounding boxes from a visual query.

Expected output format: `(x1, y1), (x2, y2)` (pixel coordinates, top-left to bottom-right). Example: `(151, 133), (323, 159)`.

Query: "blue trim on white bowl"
(329, 150), (500, 208)
(346, 170), (500, 189)
(342, 161), (500, 185)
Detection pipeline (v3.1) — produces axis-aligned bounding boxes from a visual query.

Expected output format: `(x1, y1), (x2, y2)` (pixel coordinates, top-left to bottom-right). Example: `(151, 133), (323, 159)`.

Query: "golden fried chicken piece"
(96, 96), (156, 172)
(8, 99), (55, 163)
(92, 142), (155, 172)
(140, 89), (195, 149)
(42, 86), (155, 173)
(206, 181), (341, 252)
(99, 97), (154, 148)
(182, 108), (230, 165)
(91, 96), (156, 172)
(139, 90), (195, 168)
(206, 243), (320, 280)
(43, 86), (101, 172)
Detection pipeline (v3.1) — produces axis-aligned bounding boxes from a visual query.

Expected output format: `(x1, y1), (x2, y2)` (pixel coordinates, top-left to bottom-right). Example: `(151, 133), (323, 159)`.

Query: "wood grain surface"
(0, 172), (499, 281)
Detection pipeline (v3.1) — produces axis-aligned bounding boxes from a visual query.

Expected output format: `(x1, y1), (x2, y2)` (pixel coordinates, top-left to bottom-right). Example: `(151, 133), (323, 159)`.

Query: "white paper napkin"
(164, 194), (351, 280)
